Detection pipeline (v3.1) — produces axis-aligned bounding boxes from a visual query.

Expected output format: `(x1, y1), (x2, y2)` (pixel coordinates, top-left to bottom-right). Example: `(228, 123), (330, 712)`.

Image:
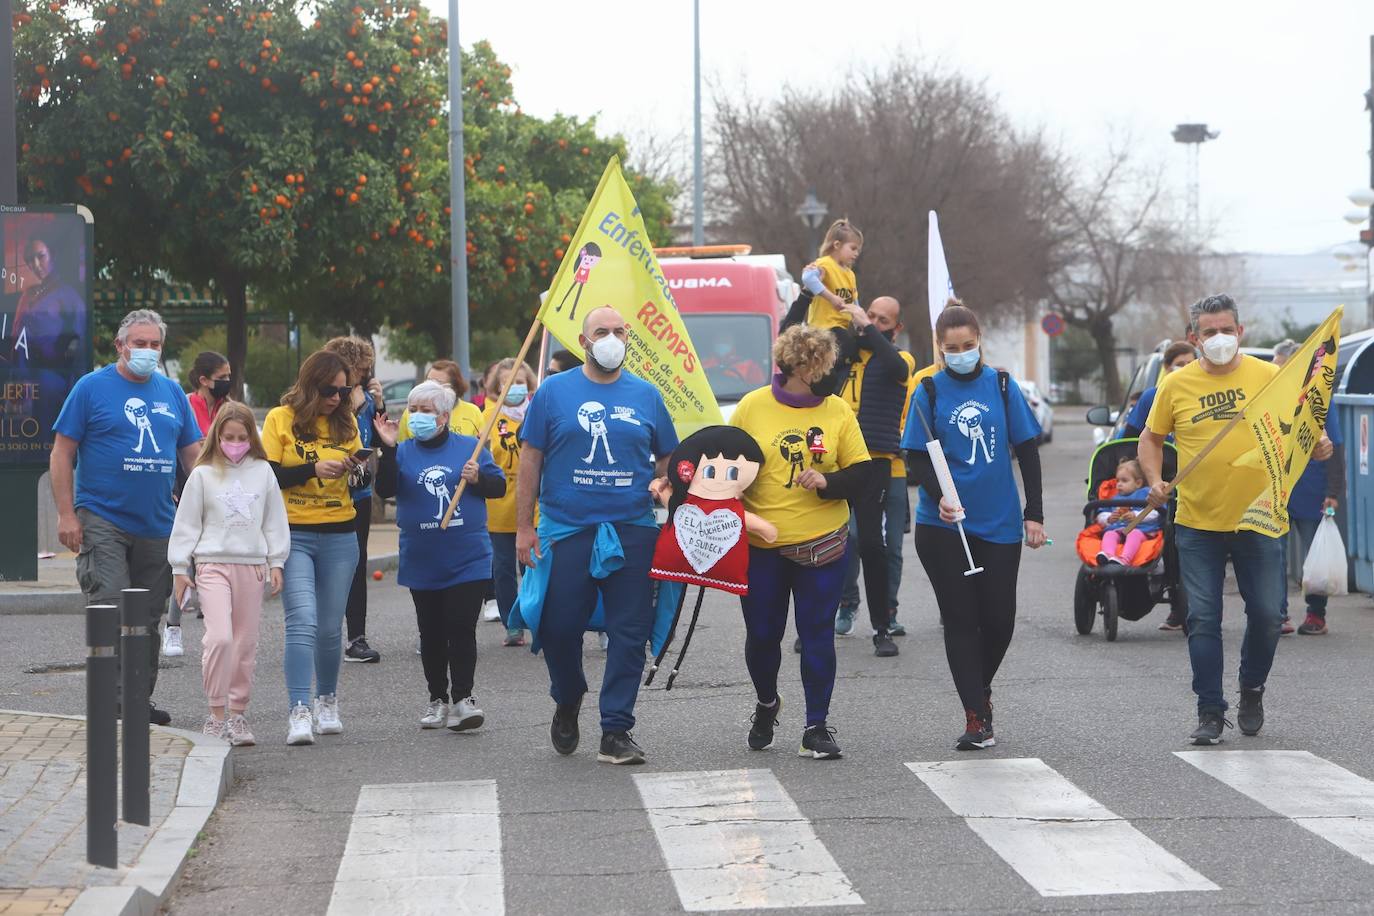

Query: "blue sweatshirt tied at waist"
(509, 511), (682, 655)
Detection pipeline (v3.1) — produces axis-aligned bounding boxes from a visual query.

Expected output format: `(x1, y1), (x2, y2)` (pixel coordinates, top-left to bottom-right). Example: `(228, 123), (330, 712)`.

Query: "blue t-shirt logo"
(418, 464), (458, 526)
(949, 398), (997, 465)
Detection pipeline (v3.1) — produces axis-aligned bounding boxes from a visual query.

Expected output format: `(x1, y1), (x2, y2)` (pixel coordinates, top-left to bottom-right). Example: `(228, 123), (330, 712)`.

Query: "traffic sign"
(1041, 313), (1066, 337)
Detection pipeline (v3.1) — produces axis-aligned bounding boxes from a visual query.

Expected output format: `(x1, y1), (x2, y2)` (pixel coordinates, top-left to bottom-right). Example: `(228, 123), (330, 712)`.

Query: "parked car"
(381, 377), (416, 417)
(1018, 380), (1054, 444)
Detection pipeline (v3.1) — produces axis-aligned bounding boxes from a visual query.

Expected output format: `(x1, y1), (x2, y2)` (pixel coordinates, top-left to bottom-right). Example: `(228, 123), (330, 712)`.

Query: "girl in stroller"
(1095, 459), (1162, 566)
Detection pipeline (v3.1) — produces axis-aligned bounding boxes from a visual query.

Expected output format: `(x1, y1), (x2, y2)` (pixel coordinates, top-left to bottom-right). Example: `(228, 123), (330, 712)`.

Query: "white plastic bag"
(1301, 515), (1349, 597)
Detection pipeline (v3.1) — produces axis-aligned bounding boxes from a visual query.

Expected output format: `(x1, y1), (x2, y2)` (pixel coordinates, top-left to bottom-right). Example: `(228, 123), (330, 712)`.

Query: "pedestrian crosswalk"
(326, 750), (1374, 914)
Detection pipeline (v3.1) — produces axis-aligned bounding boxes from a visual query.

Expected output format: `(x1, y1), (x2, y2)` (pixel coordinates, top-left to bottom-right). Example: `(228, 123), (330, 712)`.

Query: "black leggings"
(345, 496), (372, 642)
(848, 458), (892, 633)
(410, 579), (487, 703)
(914, 524), (1021, 717)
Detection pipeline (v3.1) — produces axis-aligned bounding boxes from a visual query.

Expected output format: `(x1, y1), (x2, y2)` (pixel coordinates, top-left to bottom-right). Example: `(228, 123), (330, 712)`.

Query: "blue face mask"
(408, 412), (440, 441)
(504, 384), (528, 406)
(126, 348), (160, 378)
(944, 347), (981, 375)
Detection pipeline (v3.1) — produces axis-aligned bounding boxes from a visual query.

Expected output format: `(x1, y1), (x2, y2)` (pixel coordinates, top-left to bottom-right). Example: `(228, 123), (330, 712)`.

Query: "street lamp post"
(447, 0), (470, 378)
(795, 190), (828, 260)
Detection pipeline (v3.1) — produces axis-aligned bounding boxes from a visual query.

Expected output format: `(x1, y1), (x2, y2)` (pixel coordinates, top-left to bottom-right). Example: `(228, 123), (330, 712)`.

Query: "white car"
(1017, 380), (1054, 445)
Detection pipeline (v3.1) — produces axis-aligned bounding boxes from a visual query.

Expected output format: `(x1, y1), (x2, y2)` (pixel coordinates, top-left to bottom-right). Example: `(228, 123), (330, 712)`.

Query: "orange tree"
(16, 0), (450, 385)
(352, 40), (680, 367)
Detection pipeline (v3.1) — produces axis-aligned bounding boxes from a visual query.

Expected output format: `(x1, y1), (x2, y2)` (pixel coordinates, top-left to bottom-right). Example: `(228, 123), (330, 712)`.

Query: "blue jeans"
(282, 530), (359, 708)
(840, 479), (908, 614)
(1175, 525), (1284, 713)
(490, 532), (518, 628)
(741, 543), (851, 726)
(540, 524), (656, 733)
(1281, 516), (1328, 619)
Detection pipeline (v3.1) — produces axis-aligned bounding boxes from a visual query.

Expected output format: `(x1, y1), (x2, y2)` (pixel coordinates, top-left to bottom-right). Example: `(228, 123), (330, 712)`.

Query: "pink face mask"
(221, 440), (251, 464)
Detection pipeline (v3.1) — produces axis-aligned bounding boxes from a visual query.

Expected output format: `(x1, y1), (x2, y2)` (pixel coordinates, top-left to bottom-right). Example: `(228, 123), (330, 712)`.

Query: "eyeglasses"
(318, 385), (353, 399)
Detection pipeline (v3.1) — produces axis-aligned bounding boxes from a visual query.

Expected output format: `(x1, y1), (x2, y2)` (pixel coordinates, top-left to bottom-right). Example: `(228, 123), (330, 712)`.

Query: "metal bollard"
(86, 604), (119, 868)
(120, 588), (151, 826)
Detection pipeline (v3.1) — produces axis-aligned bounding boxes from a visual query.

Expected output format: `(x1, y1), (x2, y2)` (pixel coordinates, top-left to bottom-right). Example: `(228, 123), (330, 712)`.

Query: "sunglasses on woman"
(318, 385), (353, 399)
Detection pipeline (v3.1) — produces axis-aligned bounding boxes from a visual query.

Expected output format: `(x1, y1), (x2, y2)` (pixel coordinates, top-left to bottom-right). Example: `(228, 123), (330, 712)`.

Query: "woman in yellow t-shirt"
(397, 359), (483, 441)
(262, 350), (365, 746)
(480, 357), (538, 646)
(729, 325), (870, 760)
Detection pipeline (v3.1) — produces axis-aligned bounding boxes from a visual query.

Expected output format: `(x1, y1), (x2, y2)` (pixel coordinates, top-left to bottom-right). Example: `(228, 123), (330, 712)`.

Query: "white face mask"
(1201, 333), (1239, 366)
(588, 335), (626, 372)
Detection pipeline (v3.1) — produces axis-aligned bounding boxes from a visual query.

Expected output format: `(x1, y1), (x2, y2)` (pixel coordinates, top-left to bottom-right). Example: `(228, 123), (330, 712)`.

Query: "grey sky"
(438, 0), (1374, 255)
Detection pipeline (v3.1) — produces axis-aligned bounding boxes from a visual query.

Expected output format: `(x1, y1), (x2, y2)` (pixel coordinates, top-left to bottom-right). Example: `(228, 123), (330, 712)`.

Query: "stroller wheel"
(1073, 569), (1096, 635)
(1103, 582), (1120, 642)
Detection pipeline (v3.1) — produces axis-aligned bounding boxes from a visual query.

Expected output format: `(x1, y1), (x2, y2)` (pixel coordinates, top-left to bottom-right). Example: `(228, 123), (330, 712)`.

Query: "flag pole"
(439, 317), (544, 530)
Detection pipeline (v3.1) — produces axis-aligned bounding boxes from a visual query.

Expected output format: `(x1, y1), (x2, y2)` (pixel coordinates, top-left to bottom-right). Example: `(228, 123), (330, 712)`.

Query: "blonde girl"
(480, 358), (539, 646)
(168, 402), (290, 746)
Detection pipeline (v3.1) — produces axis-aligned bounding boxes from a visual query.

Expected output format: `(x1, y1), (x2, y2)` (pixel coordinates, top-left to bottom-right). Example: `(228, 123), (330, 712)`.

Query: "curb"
(0, 552), (400, 615)
(66, 722), (234, 916)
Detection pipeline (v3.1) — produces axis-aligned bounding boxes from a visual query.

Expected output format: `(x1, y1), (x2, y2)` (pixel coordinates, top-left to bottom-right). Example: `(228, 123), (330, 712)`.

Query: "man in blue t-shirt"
(517, 306), (678, 765)
(50, 309), (203, 724)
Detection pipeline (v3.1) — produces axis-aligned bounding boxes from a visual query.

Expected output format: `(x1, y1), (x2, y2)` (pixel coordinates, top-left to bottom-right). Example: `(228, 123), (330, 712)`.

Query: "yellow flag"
(537, 157), (722, 438)
(1233, 307), (1342, 536)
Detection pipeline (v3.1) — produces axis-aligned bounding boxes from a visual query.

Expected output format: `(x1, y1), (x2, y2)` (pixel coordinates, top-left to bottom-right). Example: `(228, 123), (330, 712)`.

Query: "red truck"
(655, 245), (795, 418)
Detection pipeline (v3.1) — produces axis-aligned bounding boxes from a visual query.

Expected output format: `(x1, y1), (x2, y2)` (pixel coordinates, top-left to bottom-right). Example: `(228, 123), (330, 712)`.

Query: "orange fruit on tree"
(524, 203), (534, 215)
(163, 130), (174, 140)
(208, 57), (219, 69)
(154, 74), (166, 87)
(348, 191), (359, 203)
(107, 111), (120, 122)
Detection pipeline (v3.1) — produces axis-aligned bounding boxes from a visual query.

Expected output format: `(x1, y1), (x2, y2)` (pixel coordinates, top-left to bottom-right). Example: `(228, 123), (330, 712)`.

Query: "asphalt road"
(6, 417), (1374, 915)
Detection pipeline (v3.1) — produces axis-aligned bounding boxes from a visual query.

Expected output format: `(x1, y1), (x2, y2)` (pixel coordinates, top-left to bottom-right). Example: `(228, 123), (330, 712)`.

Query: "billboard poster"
(0, 205), (93, 465)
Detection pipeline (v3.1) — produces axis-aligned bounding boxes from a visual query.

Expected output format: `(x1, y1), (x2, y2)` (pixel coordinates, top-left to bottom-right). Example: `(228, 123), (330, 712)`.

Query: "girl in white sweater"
(169, 402), (290, 746)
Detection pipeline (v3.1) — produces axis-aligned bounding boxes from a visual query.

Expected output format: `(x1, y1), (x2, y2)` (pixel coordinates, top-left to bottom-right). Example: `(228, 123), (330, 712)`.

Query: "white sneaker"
(225, 714), (256, 747)
(162, 626), (184, 658)
(420, 700), (449, 729)
(448, 696), (485, 732)
(482, 600), (500, 622)
(314, 694), (343, 735)
(201, 715), (226, 741)
(286, 704), (315, 745)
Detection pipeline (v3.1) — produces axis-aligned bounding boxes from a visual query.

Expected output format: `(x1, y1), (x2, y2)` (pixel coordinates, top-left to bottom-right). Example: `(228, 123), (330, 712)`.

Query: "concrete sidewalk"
(0, 526), (400, 616)
(0, 711), (232, 916)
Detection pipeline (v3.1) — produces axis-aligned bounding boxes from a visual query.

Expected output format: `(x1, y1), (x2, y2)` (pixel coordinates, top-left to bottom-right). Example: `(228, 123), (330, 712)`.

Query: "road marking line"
(907, 758), (1218, 897)
(326, 780), (502, 916)
(1177, 750), (1374, 864)
(633, 768), (863, 911)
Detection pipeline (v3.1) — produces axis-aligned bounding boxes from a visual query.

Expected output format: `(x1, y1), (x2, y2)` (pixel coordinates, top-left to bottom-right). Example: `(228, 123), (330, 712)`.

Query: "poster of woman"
(0, 206), (92, 465)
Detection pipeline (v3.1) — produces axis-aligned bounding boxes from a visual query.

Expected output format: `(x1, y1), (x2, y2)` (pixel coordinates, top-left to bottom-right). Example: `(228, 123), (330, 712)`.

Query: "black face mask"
(881, 328), (898, 343)
(210, 378), (232, 399)
(809, 378), (833, 398)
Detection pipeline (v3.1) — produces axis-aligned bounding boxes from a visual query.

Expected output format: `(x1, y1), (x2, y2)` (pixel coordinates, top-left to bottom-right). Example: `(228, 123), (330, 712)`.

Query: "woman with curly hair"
(261, 349), (366, 746)
(728, 325), (871, 759)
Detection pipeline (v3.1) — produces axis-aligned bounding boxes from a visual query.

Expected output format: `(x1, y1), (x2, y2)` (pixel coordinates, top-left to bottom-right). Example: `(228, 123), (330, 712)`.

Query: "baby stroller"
(1072, 438), (1186, 641)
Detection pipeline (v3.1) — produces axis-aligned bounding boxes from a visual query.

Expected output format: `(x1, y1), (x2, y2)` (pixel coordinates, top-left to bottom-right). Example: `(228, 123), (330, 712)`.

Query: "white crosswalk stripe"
(907, 758), (1219, 897)
(632, 768), (864, 912)
(326, 780), (504, 916)
(1177, 750), (1374, 865)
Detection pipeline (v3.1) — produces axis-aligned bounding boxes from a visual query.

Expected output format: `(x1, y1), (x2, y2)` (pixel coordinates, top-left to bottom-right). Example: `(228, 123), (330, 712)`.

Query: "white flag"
(928, 210), (955, 330)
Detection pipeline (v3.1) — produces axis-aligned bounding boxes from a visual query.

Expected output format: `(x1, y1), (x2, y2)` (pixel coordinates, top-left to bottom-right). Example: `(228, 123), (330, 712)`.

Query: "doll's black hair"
(666, 425), (765, 516)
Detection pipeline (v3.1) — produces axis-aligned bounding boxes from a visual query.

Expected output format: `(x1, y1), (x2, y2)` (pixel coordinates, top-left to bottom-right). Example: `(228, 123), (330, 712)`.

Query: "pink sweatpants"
(196, 563), (265, 711)
(1101, 528), (1148, 563)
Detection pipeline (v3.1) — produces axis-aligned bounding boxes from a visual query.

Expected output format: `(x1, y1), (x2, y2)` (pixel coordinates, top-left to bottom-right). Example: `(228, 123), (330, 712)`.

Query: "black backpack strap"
(997, 370), (1010, 411)
(916, 375), (939, 440)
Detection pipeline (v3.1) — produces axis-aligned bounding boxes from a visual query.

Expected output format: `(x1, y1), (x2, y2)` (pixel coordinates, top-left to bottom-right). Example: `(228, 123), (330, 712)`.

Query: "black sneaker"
(598, 731), (647, 765)
(1190, 707), (1233, 745)
(1237, 687), (1265, 736)
(798, 722), (842, 759)
(345, 636), (381, 663)
(148, 704), (172, 726)
(956, 711), (995, 750)
(551, 697), (581, 756)
(748, 697), (782, 750)
(873, 631), (899, 657)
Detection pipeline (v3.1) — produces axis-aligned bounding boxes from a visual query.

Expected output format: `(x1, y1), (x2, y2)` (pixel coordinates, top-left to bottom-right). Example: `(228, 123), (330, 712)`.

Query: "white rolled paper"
(926, 439), (965, 522)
